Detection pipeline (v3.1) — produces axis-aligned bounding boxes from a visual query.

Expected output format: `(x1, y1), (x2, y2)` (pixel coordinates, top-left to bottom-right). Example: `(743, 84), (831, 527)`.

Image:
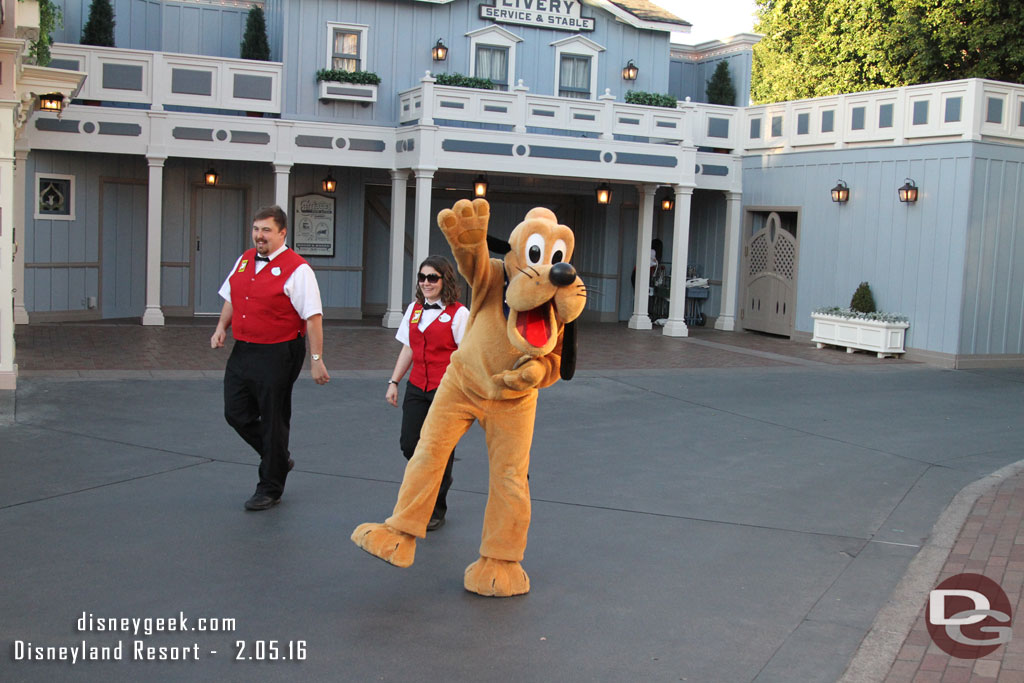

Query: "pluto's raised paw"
(438, 198), (490, 247)
(351, 522), (417, 568)
(464, 556), (530, 597)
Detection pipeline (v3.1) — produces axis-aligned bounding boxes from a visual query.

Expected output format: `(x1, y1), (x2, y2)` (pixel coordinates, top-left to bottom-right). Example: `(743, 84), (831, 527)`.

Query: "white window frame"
(326, 22), (369, 72)
(551, 35), (605, 100)
(467, 25), (522, 89)
(34, 173), (76, 221)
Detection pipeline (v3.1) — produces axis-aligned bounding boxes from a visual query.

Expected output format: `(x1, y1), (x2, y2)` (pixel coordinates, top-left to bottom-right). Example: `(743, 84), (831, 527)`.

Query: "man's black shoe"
(288, 458), (294, 471)
(245, 493), (281, 511)
(426, 517), (445, 531)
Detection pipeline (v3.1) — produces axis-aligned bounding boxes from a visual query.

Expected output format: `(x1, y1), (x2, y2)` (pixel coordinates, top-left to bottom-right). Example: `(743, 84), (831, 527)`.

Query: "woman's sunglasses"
(418, 273), (443, 283)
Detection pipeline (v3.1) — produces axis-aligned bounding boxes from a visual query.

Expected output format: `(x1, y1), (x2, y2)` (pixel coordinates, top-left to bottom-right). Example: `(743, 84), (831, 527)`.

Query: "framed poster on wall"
(292, 193), (336, 257)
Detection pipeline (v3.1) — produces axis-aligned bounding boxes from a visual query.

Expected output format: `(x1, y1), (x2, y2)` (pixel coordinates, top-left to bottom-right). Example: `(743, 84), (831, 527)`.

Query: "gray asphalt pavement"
(2, 365), (1022, 682)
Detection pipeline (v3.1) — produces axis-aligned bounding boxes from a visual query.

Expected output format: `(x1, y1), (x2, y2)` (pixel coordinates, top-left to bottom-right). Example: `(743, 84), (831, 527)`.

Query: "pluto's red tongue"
(517, 307), (550, 347)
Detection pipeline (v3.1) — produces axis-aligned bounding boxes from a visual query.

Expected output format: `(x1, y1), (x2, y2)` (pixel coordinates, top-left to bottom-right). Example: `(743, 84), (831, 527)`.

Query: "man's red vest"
(408, 301), (463, 391)
(229, 248), (308, 344)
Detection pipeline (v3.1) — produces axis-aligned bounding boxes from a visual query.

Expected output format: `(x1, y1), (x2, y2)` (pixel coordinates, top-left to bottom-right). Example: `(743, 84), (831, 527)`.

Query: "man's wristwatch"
(388, 379), (399, 385)
(311, 354), (322, 362)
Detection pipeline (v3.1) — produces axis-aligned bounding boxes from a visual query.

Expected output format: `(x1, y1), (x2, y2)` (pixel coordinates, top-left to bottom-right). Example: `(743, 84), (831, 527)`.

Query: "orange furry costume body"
(352, 198), (586, 596)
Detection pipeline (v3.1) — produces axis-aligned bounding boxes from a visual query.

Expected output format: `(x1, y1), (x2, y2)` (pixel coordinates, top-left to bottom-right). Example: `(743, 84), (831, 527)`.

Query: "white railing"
(742, 79), (1024, 151)
(398, 73), (743, 151)
(49, 44), (282, 114)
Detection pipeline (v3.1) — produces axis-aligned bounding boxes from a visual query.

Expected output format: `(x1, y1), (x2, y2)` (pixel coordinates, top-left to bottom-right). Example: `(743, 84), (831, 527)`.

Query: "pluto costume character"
(352, 198), (586, 597)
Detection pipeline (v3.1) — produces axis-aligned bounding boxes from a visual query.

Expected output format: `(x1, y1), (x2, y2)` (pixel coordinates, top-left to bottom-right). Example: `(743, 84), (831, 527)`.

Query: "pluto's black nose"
(549, 262), (577, 286)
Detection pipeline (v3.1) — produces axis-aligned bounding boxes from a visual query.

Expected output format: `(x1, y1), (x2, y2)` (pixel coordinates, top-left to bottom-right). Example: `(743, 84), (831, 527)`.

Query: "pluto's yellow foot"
(463, 556), (530, 597)
(351, 522), (417, 568)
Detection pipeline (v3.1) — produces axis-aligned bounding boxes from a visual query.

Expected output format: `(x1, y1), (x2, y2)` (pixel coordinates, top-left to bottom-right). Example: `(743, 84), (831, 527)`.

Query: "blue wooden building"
(4, 0), (1023, 393)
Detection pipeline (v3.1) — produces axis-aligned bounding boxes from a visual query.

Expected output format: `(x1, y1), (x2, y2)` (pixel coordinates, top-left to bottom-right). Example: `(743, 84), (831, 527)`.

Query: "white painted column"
(142, 156), (166, 326)
(412, 168), (435, 273)
(0, 106), (16, 390)
(383, 169), (409, 328)
(273, 163), (291, 212)
(12, 148), (28, 324)
(662, 185), (694, 337)
(628, 184), (656, 330)
(715, 191), (743, 331)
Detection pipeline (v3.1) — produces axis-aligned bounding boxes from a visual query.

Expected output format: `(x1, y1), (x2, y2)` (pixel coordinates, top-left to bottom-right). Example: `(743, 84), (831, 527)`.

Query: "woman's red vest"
(408, 301), (463, 391)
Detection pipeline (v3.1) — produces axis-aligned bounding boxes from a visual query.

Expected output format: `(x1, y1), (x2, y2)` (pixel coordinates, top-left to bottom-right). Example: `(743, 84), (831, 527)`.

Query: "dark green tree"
(240, 6), (271, 61)
(752, 0), (898, 103)
(752, 0), (1024, 104)
(850, 282), (877, 313)
(706, 61), (737, 105)
(80, 0), (116, 48)
(888, 0), (1024, 86)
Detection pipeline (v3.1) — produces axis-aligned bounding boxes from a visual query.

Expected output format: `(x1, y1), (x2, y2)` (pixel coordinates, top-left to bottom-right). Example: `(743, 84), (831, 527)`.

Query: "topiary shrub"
(705, 61), (736, 105)
(850, 282), (877, 313)
(434, 73), (494, 89)
(240, 6), (270, 60)
(81, 0), (115, 47)
(624, 90), (678, 108)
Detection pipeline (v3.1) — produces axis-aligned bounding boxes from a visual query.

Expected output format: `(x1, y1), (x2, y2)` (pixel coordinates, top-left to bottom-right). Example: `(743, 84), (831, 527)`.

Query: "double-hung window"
(558, 55), (591, 99)
(467, 25), (521, 93)
(327, 23), (368, 72)
(551, 35), (604, 101)
(475, 45), (509, 90)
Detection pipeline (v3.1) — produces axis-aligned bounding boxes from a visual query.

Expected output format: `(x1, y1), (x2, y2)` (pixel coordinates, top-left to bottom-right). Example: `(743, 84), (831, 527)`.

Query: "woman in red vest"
(386, 256), (468, 531)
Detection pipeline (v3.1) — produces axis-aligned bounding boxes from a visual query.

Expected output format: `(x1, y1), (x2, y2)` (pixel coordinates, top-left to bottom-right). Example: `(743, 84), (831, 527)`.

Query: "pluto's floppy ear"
(560, 320), (577, 381)
(486, 235), (512, 255)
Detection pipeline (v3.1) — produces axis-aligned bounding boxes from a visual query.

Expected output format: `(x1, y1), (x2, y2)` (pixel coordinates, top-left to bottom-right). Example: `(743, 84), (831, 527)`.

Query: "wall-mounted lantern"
(898, 178), (918, 203)
(595, 182), (612, 205)
(204, 167), (220, 186)
(473, 174), (488, 198)
(432, 39), (448, 61)
(38, 93), (65, 112)
(830, 179), (849, 203)
(322, 170), (337, 193)
(622, 60), (639, 81)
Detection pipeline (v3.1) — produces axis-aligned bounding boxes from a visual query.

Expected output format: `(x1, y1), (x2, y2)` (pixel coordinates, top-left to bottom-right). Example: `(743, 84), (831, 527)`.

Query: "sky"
(655, 0), (759, 45)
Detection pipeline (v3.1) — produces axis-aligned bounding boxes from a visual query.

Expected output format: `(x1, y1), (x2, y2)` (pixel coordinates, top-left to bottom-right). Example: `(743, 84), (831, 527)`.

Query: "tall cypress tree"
(80, 0), (116, 48)
(706, 61), (737, 105)
(240, 7), (271, 61)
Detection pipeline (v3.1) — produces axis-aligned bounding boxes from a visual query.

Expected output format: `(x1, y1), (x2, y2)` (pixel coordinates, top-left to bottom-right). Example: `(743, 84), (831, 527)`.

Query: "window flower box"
(316, 69), (380, 103)
(811, 309), (910, 358)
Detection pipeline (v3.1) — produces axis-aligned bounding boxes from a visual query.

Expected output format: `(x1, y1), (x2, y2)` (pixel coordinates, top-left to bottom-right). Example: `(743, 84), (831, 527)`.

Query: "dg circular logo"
(926, 573), (1013, 658)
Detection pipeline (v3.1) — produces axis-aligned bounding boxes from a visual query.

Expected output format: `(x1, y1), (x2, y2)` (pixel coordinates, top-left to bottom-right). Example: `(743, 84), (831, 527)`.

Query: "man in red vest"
(210, 205), (330, 511)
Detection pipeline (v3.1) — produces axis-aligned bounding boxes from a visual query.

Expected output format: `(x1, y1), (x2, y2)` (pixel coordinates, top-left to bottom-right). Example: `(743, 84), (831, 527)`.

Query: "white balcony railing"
(48, 44), (282, 114)
(399, 73), (743, 151)
(742, 79), (1024, 151)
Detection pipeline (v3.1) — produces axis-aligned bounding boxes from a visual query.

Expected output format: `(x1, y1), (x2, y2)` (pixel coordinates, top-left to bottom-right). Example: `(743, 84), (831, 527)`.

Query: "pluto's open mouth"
(515, 302), (552, 348)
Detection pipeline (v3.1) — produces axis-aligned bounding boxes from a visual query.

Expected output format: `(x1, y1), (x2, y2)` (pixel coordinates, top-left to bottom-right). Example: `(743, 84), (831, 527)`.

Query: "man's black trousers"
(224, 336), (305, 498)
(400, 381), (455, 520)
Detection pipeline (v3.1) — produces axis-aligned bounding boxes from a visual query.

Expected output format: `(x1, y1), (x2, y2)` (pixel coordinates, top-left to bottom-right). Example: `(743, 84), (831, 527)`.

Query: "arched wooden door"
(743, 211), (798, 336)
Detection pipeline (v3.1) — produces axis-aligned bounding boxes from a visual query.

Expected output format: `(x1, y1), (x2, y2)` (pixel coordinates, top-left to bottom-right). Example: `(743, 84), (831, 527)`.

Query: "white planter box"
(319, 80), (377, 103)
(811, 312), (910, 358)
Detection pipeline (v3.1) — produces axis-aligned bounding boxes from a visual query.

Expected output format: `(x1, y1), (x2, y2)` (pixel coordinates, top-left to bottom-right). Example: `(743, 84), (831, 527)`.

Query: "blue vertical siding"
(961, 145), (1024, 356)
(670, 50), (753, 105)
(281, 0), (671, 125)
(742, 142), (973, 355)
(52, 0), (248, 58)
(25, 151), (146, 313)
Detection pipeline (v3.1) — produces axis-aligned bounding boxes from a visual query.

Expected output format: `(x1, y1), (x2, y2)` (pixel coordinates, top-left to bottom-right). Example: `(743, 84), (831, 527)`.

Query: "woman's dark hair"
(415, 255), (459, 306)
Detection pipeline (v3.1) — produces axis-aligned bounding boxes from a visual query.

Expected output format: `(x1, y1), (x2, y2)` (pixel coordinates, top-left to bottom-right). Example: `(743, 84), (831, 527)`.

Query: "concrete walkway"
(1, 322), (1021, 682)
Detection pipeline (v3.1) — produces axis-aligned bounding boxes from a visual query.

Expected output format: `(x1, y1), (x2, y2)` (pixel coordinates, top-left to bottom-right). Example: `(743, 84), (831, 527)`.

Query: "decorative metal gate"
(742, 211), (798, 336)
